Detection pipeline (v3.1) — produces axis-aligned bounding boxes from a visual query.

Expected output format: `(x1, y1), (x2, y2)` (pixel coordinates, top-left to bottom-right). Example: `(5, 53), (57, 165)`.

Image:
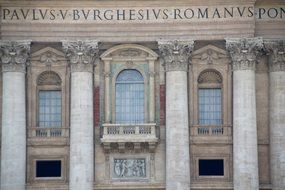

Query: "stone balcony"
(190, 125), (232, 144)
(27, 127), (70, 146)
(101, 123), (158, 152)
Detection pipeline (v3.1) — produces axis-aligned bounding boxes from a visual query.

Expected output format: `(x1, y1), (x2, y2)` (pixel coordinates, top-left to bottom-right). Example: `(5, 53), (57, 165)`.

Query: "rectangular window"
(36, 160), (61, 178)
(199, 88), (222, 125)
(38, 90), (61, 127)
(199, 159), (224, 176)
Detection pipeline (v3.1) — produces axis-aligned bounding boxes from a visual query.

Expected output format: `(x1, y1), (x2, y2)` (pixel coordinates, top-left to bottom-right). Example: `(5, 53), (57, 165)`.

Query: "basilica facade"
(0, 0), (284, 190)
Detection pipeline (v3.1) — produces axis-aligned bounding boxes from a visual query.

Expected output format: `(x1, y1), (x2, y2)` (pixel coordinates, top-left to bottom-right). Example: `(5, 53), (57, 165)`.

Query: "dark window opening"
(36, 160), (61, 178)
(199, 159), (224, 176)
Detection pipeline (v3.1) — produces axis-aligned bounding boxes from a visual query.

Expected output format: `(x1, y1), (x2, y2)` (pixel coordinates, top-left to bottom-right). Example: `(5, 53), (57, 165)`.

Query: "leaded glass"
(38, 90), (62, 127)
(199, 88), (222, 125)
(116, 69), (144, 124)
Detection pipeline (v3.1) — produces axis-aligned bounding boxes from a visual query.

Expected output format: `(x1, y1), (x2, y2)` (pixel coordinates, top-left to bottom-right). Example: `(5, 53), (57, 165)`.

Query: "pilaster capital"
(226, 37), (264, 71)
(264, 39), (285, 72)
(0, 40), (31, 72)
(62, 40), (99, 73)
(158, 40), (194, 72)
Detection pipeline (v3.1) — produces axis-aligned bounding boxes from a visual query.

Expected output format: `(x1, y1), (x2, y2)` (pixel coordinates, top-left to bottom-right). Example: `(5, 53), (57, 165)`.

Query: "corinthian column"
(226, 38), (263, 190)
(265, 39), (285, 190)
(158, 40), (194, 190)
(62, 40), (99, 190)
(0, 41), (30, 190)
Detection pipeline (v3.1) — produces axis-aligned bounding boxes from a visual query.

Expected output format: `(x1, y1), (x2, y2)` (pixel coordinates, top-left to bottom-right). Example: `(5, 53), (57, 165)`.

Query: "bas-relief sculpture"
(113, 158), (146, 178)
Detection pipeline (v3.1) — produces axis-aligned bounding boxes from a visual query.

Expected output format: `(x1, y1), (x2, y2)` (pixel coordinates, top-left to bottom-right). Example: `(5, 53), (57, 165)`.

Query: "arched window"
(115, 69), (144, 124)
(198, 70), (222, 125)
(37, 71), (62, 128)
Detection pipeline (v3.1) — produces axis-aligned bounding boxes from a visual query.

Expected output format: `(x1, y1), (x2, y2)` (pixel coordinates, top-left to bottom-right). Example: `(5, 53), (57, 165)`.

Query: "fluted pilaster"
(264, 39), (285, 190)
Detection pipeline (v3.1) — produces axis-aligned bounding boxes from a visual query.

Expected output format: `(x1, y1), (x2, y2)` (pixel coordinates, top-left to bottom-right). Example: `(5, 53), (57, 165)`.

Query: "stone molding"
(264, 39), (285, 72)
(158, 40), (194, 72)
(62, 40), (99, 72)
(226, 37), (264, 71)
(0, 41), (31, 72)
(192, 44), (229, 65)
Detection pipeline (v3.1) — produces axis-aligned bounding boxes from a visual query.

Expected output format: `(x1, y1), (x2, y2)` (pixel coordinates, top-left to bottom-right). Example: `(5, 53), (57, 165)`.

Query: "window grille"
(198, 88), (222, 125)
(38, 90), (62, 127)
(115, 69), (144, 124)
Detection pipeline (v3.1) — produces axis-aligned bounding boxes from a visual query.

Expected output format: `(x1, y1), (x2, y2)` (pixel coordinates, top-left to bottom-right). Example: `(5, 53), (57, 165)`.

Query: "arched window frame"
(36, 71), (62, 128)
(197, 69), (223, 126)
(100, 44), (158, 125)
(112, 67), (148, 124)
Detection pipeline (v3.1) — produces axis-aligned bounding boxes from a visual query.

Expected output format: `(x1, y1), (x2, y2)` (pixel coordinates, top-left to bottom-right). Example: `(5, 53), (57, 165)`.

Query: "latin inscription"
(1, 6), (284, 22)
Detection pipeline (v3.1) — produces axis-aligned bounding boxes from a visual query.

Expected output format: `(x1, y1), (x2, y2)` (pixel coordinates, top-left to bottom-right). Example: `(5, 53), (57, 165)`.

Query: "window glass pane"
(116, 70), (144, 124)
(36, 160), (61, 178)
(199, 159), (224, 176)
(199, 89), (222, 125)
(38, 91), (62, 127)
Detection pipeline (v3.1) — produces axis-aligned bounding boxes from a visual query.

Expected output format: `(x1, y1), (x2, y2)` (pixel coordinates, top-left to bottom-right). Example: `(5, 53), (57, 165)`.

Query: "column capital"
(0, 41), (31, 72)
(264, 39), (285, 72)
(158, 40), (194, 72)
(62, 40), (99, 72)
(226, 37), (263, 71)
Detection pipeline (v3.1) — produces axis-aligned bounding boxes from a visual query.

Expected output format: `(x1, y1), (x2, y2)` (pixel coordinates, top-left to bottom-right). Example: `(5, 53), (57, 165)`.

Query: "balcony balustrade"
(28, 127), (69, 138)
(101, 123), (158, 152)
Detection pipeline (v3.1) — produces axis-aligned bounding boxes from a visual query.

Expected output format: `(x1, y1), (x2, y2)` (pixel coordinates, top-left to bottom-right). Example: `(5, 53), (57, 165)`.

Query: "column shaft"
(166, 71), (190, 190)
(226, 37), (263, 190)
(69, 72), (94, 190)
(233, 70), (259, 190)
(158, 40), (194, 190)
(266, 39), (285, 190)
(1, 72), (26, 190)
(62, 40), (98, 190)
(270, 71), (285, 189)
(0, 41), (30, 190)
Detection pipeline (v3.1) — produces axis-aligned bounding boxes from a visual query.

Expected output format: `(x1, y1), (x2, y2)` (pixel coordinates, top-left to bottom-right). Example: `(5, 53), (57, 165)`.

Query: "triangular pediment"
(31, 47), (65, 65)
(192, 45), (229, 64)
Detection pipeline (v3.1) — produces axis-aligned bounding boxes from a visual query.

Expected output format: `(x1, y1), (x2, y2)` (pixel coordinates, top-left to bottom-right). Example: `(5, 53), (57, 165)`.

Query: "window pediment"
(31, 47), (65, 66)
(100, 44), (158, 61)
(192, 45), (229, 65)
